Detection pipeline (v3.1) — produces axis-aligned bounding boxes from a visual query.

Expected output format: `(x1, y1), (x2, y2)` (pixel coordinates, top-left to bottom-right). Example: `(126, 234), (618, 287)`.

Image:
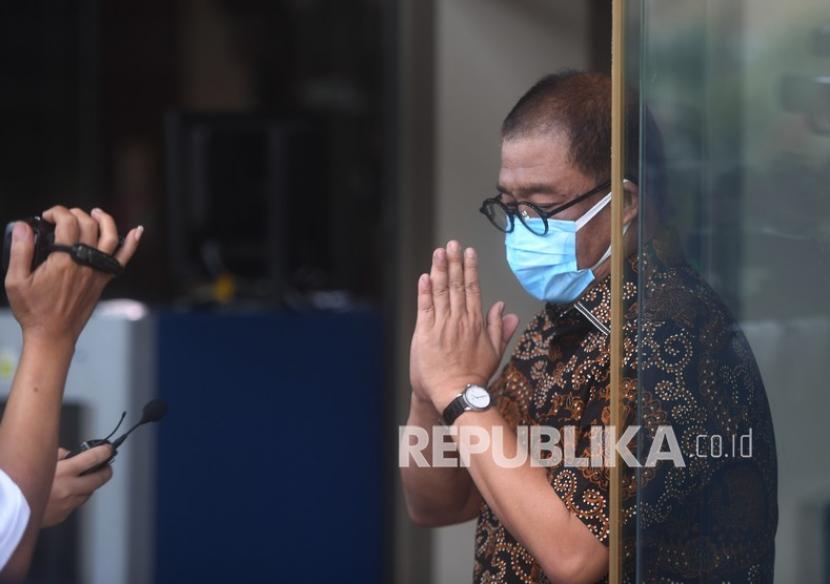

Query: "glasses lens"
(517, 203), (548, 235)
(483, 200), (512, 232)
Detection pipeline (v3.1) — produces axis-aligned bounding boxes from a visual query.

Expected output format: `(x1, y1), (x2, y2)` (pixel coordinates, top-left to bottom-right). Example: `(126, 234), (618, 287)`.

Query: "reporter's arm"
(0, 336), (75, 581)
(0, 207), (140, 581)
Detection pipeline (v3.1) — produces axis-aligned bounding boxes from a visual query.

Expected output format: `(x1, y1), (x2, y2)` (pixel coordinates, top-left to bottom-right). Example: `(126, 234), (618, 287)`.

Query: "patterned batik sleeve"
(544, 383), (627, 547)
(489, 361), (531, 430)
(545, 318), (763, 545)
(554, 308), (769, 528)
(489, 310), (549, 429)
(633, 316), (775, 527)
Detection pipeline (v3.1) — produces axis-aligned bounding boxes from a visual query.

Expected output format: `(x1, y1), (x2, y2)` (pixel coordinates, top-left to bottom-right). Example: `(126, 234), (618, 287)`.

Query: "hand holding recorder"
(0, 206), (142, 580)
(4, 206), (142, 347)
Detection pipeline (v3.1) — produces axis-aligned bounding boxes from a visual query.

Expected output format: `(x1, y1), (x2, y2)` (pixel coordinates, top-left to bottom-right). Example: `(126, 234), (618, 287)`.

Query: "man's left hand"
(409, 241), (520, 413)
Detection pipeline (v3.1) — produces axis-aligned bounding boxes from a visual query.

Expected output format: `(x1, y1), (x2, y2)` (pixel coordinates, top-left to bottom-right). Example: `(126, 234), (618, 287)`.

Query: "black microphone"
(65, 399), (168, 475)
(110, 399), (168, 449)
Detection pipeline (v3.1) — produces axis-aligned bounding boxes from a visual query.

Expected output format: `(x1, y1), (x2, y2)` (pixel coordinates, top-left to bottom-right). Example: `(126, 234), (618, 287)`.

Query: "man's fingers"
(416, 273), (434, 327)
(61, 444), (113, 476)
(501, 313), (521, 353)
(446, 241), (466, 316)
(430, 247), (449, 317)
(69, 208), (99, 247)
(113, 226), (143, 267)
(486, 304), (520, 355)
(90, 208), (119, 254)
(57, 448), (69, 460)
(5, 222), (34, 285)
(42, 206), (80, 246)
(463, 247), (482, 319)
(486, 301), (505, 352)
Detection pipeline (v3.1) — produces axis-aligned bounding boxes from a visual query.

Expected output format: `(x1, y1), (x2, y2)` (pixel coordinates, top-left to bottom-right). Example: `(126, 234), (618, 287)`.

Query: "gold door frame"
(609, 0), (626, 581)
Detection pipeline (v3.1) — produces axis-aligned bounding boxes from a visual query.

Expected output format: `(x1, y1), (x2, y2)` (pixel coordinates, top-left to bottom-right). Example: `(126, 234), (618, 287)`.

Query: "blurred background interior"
(0, 0), (828, 583)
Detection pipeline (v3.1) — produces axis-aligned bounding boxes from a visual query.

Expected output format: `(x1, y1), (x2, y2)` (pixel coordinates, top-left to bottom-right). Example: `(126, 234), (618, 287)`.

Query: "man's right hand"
(4, 206), (143, 348)
(408, 242), (519, 412)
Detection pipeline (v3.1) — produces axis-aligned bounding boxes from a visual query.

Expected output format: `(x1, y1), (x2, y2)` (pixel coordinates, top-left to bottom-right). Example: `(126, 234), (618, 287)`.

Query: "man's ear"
(622, 179), (639, 224)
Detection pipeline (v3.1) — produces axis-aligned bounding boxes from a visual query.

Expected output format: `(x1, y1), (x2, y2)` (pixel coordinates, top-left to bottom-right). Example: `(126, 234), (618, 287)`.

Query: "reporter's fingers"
(90, 208), (119, 254)
(113, 226), (143, 267)
(416, 273), (434, 328)
(57, 448), (69, 460)
(446, 241), (466, 315)
(42, 206), (80, 246)
(5, 222), (34, 285)
(71, 494), (91, 509)
(62, 444), (112, 476)
(430, 247), (449, 317)
(69, 208), (98, 247)
(463, 247), (482, 319)
(72, 463), (113, 495)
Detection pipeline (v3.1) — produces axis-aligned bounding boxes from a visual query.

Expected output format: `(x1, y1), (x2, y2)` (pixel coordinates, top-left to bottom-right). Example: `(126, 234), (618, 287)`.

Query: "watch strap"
(442, 394), (468, 426)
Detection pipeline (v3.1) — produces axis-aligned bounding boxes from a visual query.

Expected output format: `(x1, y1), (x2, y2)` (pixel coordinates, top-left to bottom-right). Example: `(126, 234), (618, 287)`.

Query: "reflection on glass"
(635, 0), (830, 581)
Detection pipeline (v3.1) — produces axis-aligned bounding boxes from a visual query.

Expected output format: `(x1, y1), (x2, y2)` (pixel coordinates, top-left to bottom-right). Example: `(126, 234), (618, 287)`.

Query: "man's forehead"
(498, 134), (579, 193)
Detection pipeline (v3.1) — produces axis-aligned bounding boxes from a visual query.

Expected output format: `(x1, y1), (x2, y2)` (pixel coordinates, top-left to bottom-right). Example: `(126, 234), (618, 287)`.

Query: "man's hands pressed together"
(403, 240), (610, 584)
(401, 240), (519, 529)
(409, 240), (520, 414)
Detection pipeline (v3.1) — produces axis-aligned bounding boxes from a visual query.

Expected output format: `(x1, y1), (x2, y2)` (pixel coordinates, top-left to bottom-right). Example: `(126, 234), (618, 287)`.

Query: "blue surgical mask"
(505, 192), (626, 304)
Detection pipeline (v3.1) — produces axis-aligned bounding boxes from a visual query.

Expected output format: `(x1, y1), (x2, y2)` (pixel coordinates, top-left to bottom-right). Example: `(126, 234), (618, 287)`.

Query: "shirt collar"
(545, 228), (684, 336)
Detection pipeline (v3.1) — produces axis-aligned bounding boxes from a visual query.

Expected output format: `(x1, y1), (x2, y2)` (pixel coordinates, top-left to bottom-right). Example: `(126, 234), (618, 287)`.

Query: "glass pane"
(634, 0), (830, 581)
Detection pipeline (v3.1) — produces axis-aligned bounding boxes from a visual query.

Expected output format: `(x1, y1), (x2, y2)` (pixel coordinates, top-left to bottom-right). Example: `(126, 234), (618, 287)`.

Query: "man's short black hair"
(502, 70), (667, 218)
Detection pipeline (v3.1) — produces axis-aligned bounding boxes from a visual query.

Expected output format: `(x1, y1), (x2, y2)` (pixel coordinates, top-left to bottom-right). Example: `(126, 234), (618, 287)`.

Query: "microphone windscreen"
(141, 399), (168, 424)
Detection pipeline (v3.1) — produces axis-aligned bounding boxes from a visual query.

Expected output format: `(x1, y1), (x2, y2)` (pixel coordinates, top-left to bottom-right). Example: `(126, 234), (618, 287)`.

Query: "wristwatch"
(442, 384), (492, 425)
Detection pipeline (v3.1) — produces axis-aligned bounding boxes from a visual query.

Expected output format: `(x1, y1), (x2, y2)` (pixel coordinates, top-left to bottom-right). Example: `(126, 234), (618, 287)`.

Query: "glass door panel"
(634, 0), (830, 581)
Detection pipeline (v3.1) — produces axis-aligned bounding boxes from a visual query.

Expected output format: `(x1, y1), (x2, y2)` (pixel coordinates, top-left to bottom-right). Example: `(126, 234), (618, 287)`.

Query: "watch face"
(465, 385), (491, 409)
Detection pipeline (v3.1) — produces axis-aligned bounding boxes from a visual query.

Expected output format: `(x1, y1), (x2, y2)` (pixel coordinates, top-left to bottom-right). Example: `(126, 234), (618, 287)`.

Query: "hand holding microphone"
(43, 445), (114, 528)
(64, 399), (169, 476)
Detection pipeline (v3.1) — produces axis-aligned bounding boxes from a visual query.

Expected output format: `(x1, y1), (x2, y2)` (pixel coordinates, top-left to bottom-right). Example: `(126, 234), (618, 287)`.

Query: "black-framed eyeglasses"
(479, 179), (611, 236)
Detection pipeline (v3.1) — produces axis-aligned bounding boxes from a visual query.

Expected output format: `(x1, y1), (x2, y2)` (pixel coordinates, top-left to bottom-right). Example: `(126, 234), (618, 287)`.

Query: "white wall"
(431, 2), (591, 581)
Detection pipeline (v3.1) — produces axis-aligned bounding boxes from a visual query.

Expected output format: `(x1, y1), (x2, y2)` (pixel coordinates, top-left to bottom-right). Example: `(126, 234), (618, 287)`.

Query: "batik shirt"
(474, 229), (778, 583)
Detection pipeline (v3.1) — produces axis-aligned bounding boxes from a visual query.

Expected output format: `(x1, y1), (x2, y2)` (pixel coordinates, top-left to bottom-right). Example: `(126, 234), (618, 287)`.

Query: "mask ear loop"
(584, 179), (636, 269)
(590, 221), (631, 270)
(575, 192), (613, 230)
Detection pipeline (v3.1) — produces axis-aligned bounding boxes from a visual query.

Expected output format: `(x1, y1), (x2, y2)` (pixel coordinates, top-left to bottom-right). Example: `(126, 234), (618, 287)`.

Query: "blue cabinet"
(154, 311), (384, 583)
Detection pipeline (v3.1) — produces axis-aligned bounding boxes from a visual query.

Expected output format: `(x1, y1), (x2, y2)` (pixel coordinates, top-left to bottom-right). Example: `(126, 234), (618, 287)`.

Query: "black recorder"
(2, 217), (124, 277)
(65, 399), (168, 476)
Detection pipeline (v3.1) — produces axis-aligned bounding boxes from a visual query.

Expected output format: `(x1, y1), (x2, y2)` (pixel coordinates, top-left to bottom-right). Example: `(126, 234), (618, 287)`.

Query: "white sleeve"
(0, 470), (30, 570)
